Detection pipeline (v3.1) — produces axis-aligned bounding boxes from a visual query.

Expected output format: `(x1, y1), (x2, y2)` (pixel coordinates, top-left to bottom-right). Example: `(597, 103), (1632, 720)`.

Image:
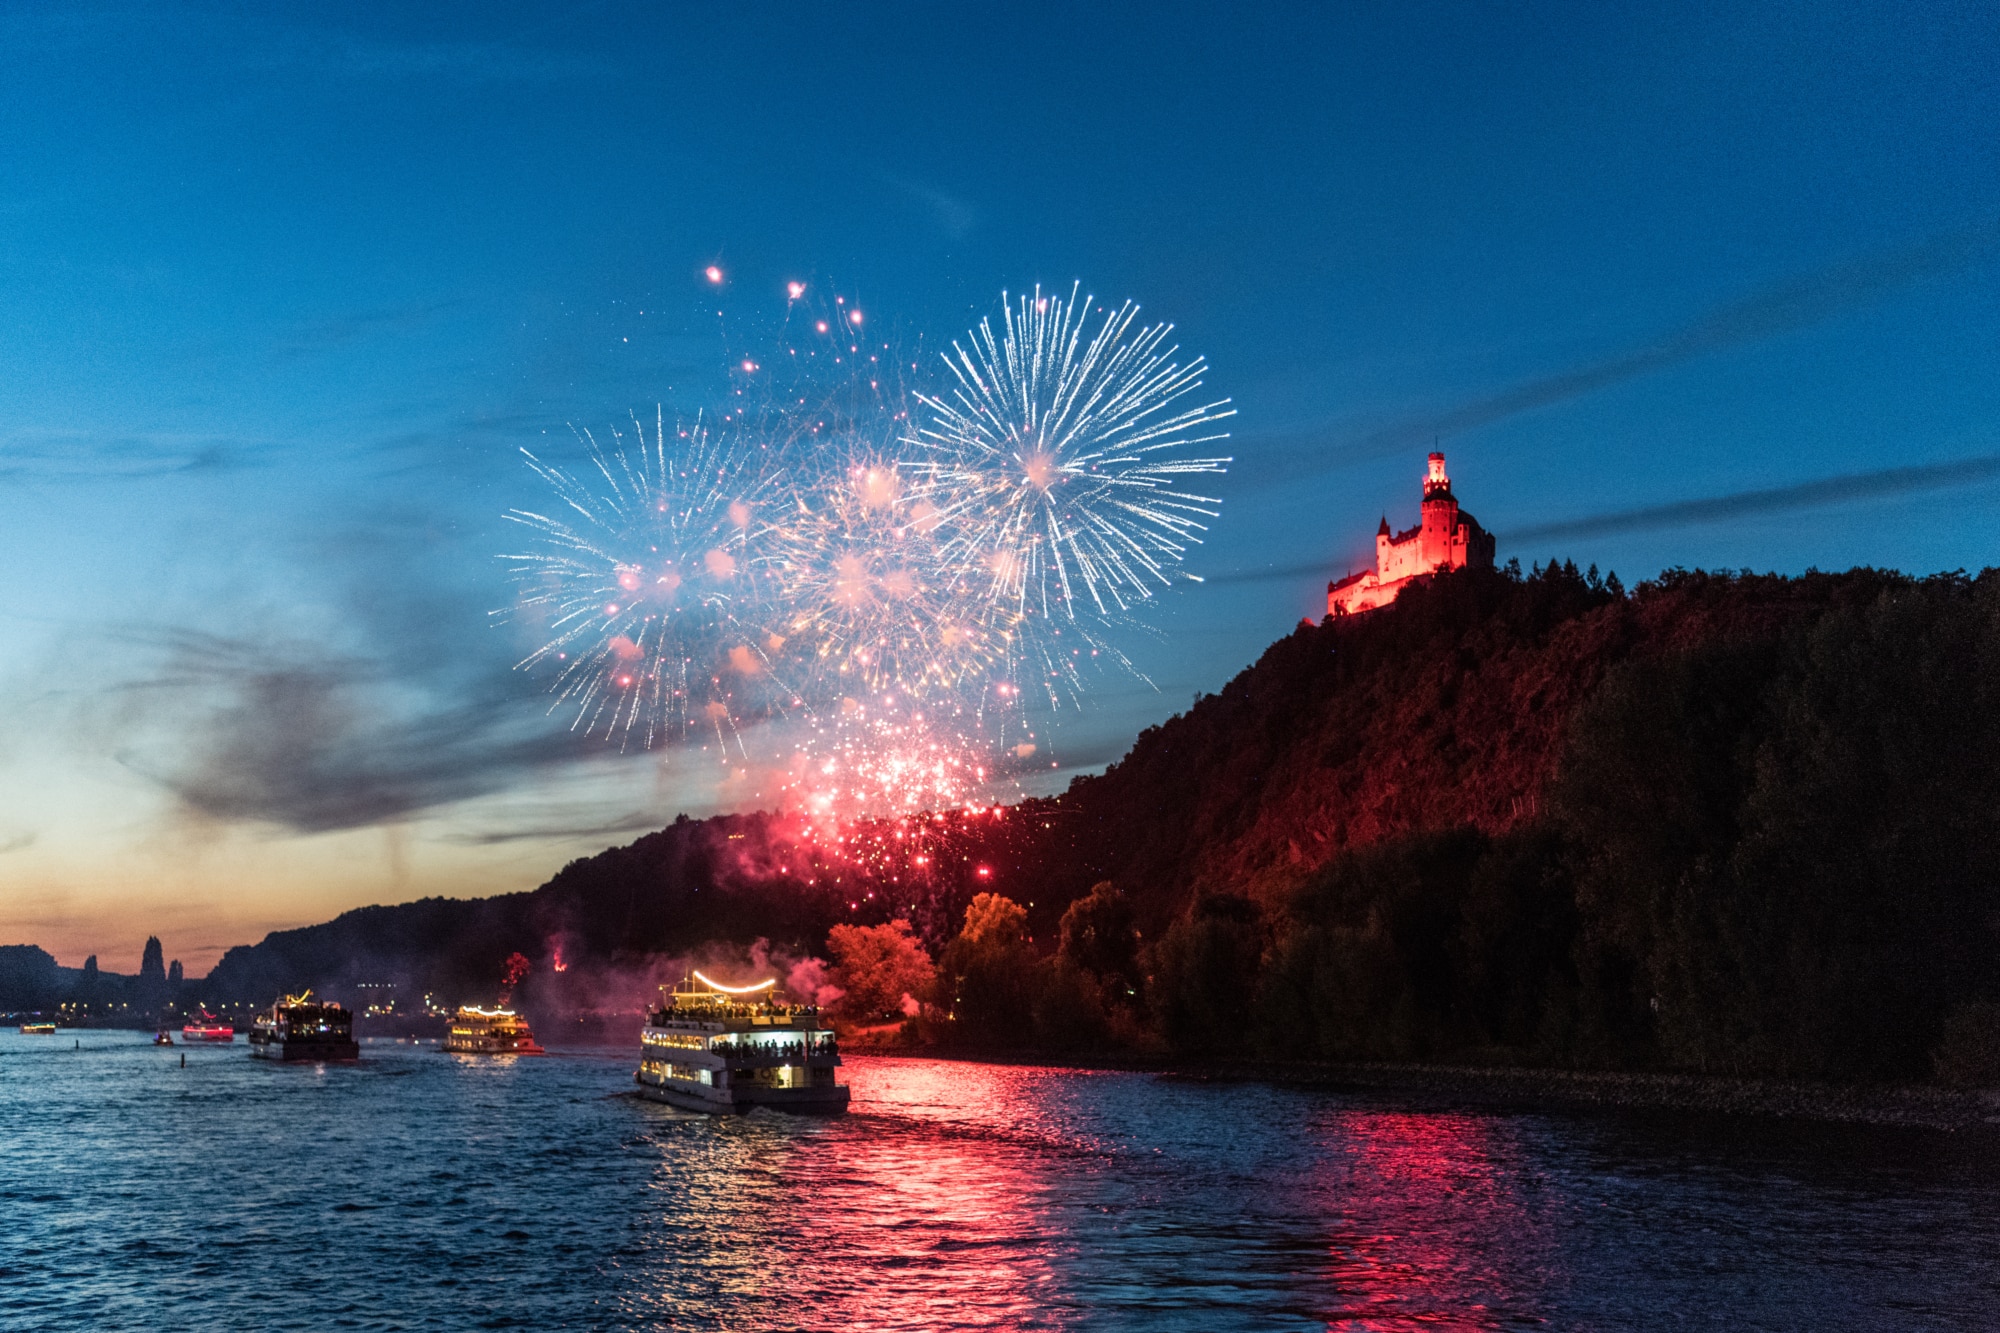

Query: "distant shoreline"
(852, 1047), (2000, 1132)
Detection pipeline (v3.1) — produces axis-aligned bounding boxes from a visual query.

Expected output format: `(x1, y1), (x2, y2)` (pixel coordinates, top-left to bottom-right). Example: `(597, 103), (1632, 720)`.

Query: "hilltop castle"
(1328, 452), (1495, 616)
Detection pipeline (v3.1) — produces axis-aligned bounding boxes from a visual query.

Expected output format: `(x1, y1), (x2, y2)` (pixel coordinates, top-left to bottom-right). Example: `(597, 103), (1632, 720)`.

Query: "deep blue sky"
(4, 2), (1997, 969)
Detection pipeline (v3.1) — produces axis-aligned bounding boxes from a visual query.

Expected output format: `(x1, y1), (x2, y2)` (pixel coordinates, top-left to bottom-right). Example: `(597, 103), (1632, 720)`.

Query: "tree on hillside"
(1026, 882), (1143, 1052)
(959, 892), (1029, 947)
(1257, 829), (1493, 1062)
(1556, 572), (2000, 1080)
(1148, 893), (1265, 1055)
(1058, 881), (1140, 996)
(826, 919), (934, 1022)
(936, 893), (1037, 1048)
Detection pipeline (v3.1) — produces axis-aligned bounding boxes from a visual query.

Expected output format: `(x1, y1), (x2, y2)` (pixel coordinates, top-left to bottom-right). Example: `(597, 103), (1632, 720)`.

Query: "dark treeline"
(923, 565), (2000, 1085)
(198, 563), (2000, 1084)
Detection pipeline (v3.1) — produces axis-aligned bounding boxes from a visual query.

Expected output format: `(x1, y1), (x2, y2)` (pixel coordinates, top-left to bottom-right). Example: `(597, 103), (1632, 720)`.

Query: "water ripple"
(2, 1035), (1997, 1330)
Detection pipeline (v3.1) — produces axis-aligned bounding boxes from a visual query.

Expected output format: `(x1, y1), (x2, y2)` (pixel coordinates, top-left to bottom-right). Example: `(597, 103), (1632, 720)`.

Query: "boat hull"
(634, 1075), (850, 1115)
(249, 1032), (359, 1061)
(443, 1041), (546, 1056)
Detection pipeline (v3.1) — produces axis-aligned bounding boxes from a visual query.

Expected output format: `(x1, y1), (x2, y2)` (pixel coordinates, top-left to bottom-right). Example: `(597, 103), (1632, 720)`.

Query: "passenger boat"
(19, 1021), (56, 1035)
(248, 992), (359, 1062)
(182, 1012), (235, 1042)
(634, 970), (848, 1115)
(444, 1005), (546, 1056)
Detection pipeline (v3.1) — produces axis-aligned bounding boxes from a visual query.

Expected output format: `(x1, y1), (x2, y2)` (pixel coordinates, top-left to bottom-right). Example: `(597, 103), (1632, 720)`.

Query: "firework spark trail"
(501, 408), (792, 750)
(907, 283), (1234, 626)
(775, 694), (994, 820)
(771, 446), (1016, 703)
(503, 282), (1231, 807)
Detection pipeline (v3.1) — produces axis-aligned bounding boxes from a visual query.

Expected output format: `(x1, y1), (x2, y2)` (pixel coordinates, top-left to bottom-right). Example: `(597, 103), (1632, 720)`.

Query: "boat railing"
(659, 1001), (823, 1020)
(707, 1038), (839, 1063)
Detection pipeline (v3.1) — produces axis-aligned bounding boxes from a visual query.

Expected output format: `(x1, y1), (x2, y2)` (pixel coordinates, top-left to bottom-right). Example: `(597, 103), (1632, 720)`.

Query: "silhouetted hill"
(204, 562), (1847, 988)
(0, 944), (64, 1011)
(203, 563), (2000, 1083)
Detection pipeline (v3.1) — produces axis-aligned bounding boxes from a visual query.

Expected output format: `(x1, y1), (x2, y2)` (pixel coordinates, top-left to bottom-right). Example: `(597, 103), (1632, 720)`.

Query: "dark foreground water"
(2, 1034), (1997, 1330)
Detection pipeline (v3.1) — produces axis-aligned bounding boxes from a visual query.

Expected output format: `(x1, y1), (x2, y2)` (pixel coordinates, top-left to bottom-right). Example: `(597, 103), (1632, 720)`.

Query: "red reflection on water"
(1312, 1110), (1551, 1331)
(777, 1058), (1068, 1328)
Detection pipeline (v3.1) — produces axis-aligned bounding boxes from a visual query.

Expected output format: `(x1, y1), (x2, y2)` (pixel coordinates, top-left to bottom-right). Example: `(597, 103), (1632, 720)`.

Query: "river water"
(1, 1032), (1996, 1330)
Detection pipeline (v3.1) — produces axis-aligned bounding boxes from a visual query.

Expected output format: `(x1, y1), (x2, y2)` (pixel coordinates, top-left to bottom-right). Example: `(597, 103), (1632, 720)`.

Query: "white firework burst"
(771, 450), (1019, 703)
(907, 283), (1234, 632)
(501, 409), (790, 749)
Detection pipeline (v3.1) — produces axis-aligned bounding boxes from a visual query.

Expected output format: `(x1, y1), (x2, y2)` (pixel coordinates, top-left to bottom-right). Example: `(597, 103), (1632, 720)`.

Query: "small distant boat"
(181, 1013), (235, 1042)
(152, 1031), (174, 1046)
(444, 1005), (546, 1056)
(249, 992), (359, 1062)
(19, 1022), (56, 1035)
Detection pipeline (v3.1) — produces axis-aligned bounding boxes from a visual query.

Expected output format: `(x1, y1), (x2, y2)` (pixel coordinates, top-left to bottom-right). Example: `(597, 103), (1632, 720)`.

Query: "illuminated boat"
(19, 1021), (55, 1035)
(181, 1012), (235, 1042)
(634, 970), (849, 1115)
(444, 1005), (546, 1056)
(248, 992), (359, 1062)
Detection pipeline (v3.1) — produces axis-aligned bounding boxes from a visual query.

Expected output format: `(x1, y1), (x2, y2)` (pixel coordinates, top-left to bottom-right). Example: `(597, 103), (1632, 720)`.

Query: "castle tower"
(1418, 452), (1458, 568)
(1327, 451), (1495, 616)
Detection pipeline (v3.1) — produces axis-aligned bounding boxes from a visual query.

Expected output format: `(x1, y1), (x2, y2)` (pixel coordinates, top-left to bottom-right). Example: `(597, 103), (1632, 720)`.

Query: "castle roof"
(1328, 568), (1369, 593)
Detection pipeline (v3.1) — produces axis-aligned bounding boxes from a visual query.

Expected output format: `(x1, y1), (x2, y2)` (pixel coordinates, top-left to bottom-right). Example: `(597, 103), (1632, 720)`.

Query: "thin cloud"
(271, 298), (471, 360)
(1502, 452), (2000, 544)
(1221, 216), (2000, 496)
(111, 627), (592, 834)
(1200, 451), (2000, 587)
(273, 18), (611, 86)
(87, 497), (611, 835)
(0, 432), (264, 483)
(881, 173), (979, 239)
(444, 811), (671, 846)
(1341, 217), (2000, 464)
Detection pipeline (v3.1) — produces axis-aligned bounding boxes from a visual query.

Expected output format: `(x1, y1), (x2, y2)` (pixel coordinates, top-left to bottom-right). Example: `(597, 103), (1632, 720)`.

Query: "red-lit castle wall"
(1328, 453), (1496, 616)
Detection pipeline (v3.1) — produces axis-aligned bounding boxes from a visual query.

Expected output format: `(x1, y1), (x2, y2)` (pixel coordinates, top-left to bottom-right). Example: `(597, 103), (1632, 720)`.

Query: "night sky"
(4, 3), (1996, 971)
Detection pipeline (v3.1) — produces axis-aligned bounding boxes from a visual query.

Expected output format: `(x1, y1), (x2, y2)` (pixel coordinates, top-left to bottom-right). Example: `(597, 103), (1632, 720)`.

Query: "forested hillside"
(206, 562), (2000, 1083)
